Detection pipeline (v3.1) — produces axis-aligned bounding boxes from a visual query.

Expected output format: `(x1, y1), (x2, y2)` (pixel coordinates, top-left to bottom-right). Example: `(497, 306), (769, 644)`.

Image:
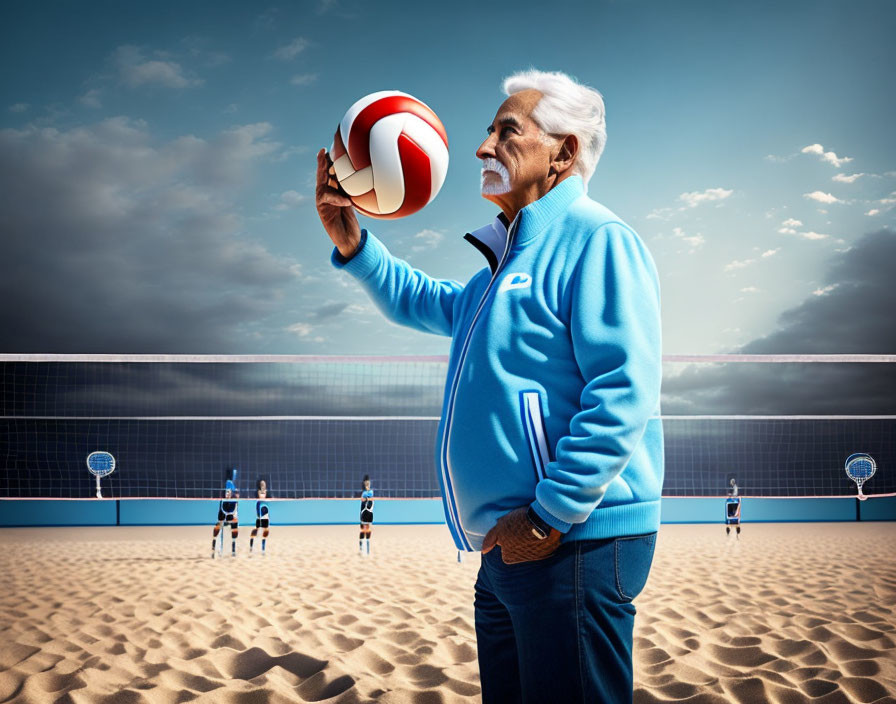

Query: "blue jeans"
(474, 534), (656, 704)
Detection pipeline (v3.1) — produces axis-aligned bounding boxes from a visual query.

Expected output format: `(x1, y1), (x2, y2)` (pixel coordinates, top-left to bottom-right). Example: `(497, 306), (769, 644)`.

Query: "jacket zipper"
(439, 216), (519, 551)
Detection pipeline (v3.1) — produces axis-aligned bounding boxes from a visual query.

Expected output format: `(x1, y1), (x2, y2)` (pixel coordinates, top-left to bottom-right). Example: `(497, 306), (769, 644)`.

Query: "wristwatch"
(526, 505), (553, 540)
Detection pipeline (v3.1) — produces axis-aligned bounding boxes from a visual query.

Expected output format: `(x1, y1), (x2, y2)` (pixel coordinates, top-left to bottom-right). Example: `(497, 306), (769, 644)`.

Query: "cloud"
(290, 73), (318, 87)
(271, 145), (308, 162)
(7, 355), (448, 423)
(274, 38), (310, 60)
(662, 230), (896, 414)
(0, 118), (299, 353)
(724, 258), (755, 272)
(778, 218), (802, 235)
(866, 209), (880, 216)
(778, 218), (829, 240)
(804, 191), (842, 204)
(311, 302), (349, 320)
(648, 191), (731, 219)
(678, 187), (733, 208)
(284, 299), (365, 341)
(801, 143), (853, 168)
(740, 287), (759, 294)
(177, 36), (231, 68)
(287, 322), (314, 337)
(254, 8), (280, 31)
(9, 103), (29, 113)
(274, 189), (307, 210)
(113, 45), (202, 89)
(646, 206), (674, 220)
(79, 89), (102, 109)
(761, 249), (780, 258)
(832, 173), (863, 183)
(411, 229), (445, 252)
(670, 226), (704, 251)
(743, 230), (895, 354)
(285, 322), (324, 343)
(168, 122), (282, 188)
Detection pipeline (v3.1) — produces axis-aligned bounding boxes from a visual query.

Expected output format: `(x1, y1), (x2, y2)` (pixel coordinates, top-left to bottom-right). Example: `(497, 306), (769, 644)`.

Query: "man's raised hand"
(315, 148), (361, 258)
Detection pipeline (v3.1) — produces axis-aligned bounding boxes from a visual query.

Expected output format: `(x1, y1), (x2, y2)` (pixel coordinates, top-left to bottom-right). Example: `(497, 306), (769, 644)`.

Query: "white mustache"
(480, 158), (511, 195)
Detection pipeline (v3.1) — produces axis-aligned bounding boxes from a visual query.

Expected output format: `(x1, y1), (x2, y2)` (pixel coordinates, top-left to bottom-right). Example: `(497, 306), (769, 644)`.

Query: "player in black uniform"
(359, 474), (373, 555)
(725, 476), (741, 539)
(250, 478), (270, 555)
(212, 470), (240, 557)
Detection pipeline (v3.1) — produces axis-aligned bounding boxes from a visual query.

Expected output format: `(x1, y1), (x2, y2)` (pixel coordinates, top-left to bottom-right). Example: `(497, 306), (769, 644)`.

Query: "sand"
(0, 522), (894, 704)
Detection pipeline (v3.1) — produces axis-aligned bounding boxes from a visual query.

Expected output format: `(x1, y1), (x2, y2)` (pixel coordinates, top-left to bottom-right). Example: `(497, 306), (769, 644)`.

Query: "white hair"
(502, 69), (607, 186)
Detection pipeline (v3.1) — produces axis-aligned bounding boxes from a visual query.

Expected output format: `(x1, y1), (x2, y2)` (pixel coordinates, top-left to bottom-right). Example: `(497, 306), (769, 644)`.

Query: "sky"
(1, 0), (895, 359)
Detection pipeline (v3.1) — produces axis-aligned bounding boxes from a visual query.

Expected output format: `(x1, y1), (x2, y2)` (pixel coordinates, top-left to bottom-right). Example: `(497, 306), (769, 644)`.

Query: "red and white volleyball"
(330, 91), (449, 219)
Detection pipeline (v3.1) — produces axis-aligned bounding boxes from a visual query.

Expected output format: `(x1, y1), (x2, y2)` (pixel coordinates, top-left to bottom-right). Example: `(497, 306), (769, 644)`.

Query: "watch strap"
(526, 505), (553, 540)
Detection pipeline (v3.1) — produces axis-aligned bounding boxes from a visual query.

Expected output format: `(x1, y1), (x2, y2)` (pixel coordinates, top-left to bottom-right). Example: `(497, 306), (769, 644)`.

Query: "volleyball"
(330, 91), (449, 219)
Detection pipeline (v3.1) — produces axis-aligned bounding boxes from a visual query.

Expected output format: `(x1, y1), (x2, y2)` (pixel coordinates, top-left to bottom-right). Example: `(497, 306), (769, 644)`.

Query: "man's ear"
(551, 134), (579, 176)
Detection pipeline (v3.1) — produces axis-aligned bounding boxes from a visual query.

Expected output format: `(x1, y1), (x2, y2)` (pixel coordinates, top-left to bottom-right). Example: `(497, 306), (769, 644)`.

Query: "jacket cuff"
(530, 500), (572, 534)
(331, 229), (369, 268)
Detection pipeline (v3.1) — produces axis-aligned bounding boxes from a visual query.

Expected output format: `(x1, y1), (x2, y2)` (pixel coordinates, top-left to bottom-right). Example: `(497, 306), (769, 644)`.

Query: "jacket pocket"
(519, 391), (551, 483)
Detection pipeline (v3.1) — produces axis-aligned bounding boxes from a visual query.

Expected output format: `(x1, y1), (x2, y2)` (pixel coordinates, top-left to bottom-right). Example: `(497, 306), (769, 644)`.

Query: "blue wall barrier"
(658, 497), (873, 523)
(1, 496), (893, 527)
(0, 499), (117, 526)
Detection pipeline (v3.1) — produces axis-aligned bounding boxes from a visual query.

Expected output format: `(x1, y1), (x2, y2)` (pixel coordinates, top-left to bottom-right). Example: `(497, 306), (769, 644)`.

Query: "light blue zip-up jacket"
(332, 176), (663, 551)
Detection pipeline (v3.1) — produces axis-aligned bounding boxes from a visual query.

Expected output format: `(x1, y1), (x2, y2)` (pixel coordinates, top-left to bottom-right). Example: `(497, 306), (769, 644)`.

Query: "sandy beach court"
(1, 522), (894, 703)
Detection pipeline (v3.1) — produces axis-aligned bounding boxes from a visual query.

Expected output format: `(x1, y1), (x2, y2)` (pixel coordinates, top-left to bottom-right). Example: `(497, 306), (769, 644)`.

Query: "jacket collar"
(464, 176), (585, 272)
(463, 213), (509, 274)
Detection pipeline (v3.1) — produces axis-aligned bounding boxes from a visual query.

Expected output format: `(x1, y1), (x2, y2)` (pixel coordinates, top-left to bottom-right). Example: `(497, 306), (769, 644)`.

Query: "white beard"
(480, 157), (511, 195)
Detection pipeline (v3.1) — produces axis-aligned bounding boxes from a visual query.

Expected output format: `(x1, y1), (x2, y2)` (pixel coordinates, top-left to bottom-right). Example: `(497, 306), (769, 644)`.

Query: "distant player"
(250, 478), (270, 555)
(212, 469), (240, 557)
(725, 476), (741, 538)
(359, 474), (373, 555)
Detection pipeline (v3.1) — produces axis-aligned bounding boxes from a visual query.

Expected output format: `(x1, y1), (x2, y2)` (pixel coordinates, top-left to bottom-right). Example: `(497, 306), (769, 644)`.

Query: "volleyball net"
(1, 354), (893, 500)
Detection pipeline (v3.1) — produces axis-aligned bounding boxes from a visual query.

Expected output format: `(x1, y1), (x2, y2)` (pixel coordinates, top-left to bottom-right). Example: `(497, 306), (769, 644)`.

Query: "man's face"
(225, 489), (232, 499)
(477, 89), (556, 204)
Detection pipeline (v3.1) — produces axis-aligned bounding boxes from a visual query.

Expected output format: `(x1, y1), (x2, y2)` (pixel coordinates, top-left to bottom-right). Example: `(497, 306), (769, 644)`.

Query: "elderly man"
(315, 69), (663, 704)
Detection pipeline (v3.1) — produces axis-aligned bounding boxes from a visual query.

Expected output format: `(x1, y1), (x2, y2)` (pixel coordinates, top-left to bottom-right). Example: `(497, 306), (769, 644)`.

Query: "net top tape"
(2, 354), (895, 364)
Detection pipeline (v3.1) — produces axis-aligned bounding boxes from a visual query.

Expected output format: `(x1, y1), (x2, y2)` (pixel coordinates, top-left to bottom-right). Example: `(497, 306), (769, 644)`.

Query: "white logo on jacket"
(498, 273), (532, 292)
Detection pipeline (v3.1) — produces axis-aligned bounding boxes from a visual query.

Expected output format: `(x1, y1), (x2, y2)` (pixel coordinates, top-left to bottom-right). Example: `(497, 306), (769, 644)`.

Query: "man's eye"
(501, 126), (515, 137)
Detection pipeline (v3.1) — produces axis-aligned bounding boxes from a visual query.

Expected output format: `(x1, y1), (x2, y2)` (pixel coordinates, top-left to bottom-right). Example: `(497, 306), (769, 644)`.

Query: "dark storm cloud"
(0, 119), (297, 353)
(663, 230), (896, 414)
(1, 360), (447, 418)
(741, 230), (896, 355)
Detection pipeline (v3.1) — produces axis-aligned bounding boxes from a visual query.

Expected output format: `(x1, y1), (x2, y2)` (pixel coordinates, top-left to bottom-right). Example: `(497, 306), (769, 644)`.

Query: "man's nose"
(476, 133), (497, 160)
